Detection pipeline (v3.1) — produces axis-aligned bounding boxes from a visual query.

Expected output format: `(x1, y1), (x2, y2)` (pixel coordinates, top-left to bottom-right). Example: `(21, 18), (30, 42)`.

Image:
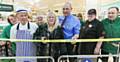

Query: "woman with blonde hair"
(33, 11), (66, 62)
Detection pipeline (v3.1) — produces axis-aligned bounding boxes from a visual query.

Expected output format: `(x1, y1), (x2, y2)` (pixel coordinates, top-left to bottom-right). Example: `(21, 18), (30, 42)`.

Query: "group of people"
(0, 2), (120, 62)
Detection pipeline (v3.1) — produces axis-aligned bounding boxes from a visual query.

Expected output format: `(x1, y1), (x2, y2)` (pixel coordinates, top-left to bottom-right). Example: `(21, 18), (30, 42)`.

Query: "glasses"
(63, 8), (69, 10)
(88, 15), (93, 17)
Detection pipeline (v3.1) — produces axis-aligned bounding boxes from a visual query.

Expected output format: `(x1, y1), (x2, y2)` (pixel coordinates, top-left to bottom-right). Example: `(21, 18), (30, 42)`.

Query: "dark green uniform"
(102, 17), (120, 54)
(80, 20), (85, 27)
(1, 24), (12, 38)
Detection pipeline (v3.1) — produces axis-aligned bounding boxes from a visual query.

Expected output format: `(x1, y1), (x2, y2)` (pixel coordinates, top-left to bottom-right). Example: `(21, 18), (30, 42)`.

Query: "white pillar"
(85, 0), (98, 19)
(86, 0), (98, 10)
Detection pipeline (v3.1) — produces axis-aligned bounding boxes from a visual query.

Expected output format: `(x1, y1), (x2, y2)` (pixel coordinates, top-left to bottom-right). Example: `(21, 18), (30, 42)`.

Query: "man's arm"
(94, 36), (104, 54)
(72, 18), (81, 40)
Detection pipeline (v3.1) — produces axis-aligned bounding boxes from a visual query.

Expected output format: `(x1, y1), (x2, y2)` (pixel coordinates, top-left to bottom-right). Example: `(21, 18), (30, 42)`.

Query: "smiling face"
(8, 15), (17, 25)
(16, 12), (29, 24)
(87, 9), (97, 21)
(63, 2), (72, 16)
(36, 16), (43, 24)
(87, 14), (96, 22)
(47, 13), (56, 26)
(108, 8), (119, 21)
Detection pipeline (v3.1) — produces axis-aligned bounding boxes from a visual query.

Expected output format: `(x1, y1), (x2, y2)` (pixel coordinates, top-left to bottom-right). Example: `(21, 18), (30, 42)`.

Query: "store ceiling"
(2, 0), (120, 14)
(13, 0), (85, 13)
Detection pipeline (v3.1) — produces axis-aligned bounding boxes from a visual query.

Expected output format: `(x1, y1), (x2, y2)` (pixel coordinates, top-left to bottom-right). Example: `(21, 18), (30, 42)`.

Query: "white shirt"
(10, 22), (38, 39)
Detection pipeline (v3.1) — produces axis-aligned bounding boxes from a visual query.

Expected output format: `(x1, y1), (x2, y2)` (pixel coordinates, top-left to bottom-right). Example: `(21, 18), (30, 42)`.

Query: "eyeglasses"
(88, 15), (94, 17)
(63, 8), (69, 10)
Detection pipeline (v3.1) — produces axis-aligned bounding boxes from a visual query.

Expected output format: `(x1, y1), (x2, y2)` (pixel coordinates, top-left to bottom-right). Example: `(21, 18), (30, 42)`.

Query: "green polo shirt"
(102, 17), (120, 54)
(1, 24), (12, 38)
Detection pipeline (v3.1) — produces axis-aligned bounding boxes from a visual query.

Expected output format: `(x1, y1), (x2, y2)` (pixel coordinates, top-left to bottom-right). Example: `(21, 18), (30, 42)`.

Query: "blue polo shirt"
(59, 14), (81, 39)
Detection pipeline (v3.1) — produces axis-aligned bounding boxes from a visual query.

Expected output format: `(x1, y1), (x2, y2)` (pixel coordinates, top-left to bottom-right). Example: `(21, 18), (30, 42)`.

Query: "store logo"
(0, 4), (13, 12)
(82, 58), (92, 62)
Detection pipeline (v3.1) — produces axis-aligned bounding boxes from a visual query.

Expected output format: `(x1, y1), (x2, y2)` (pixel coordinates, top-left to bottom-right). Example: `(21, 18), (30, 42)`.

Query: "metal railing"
(58, 55), (120, 62)
(0, 56), (55, 62)
(0, 38), (120, 62)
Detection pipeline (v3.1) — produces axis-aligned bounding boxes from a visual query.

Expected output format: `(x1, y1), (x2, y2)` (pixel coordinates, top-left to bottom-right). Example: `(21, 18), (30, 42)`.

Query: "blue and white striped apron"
(16, 30), (36, 62)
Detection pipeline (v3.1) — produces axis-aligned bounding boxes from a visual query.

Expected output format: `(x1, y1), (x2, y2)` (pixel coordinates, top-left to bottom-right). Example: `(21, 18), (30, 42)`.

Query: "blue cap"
(16, 9), (27, 12)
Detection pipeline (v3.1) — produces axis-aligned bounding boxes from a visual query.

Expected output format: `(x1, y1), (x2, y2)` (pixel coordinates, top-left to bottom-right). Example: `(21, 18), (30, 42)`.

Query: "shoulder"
(117, 17), (120, 19)
(58, 16), (64, 23)
(116, 17), (120, 21)
(94, 19), (102, 23)
(94, 19), (104, 28)
(54, 26), (63, 33)
(11, 23), (18, 30)
(72, 15), (80, 23)
(2, 25), (12, 33)
(36, 24), (47, 33)
(101, 18), (109, 23)
(38, 23), (47, 28)
(56, 25), (62, 29)
(58, 16), (64, 19)
(101, 18), (110, 26)
(4, 25), (11, 30)
(29, 22), (38, 26)
(29, 22), (38, 29)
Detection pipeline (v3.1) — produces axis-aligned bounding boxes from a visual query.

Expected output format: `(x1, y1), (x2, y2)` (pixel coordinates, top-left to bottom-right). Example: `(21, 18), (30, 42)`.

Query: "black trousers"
(79, 42), (96, 55)
(66, 43), (77, 62)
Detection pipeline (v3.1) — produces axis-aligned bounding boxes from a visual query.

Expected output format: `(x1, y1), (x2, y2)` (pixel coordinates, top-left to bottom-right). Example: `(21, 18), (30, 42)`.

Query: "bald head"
(63, 2), (72, 16)
(63, 2), (72, 9)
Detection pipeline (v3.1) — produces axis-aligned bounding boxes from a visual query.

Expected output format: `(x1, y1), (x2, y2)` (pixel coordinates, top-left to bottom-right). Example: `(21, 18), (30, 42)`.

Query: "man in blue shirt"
(59, 2), (81, 39)
(59, 2), (81, 62)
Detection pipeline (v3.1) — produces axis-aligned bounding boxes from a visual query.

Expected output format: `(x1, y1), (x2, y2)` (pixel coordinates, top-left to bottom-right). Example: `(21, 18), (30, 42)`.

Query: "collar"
(17, 22), (30, 30)
(87, 18), (97, 23)
(108, 17), (119, 23)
